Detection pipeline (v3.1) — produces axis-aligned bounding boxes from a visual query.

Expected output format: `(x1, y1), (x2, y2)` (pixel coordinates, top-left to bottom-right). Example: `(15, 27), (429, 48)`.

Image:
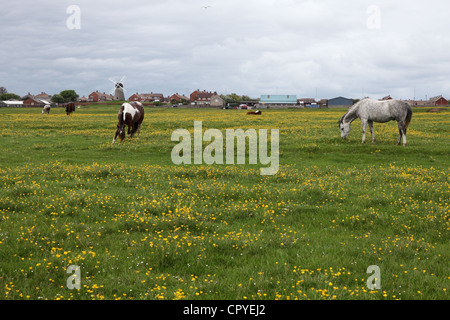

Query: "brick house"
(129, 92), (165, 102)
(210, 94), (225, 107)
(169, 93), (189, 103)
(88, 91), (114, 102)
(34, 92), (52, 100)
(23, 97), (51, 108)
(190, 90), (216, 105)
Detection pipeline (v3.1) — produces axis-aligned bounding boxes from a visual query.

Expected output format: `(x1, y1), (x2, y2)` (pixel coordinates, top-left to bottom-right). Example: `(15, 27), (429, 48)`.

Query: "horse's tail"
(404, 104), (413, 130)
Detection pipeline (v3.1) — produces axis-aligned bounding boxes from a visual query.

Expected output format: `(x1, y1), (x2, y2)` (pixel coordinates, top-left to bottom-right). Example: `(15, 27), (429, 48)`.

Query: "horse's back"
(358, 99), (410, 122)
(130, 101), (145, 122)
(121, 102), (144, 123)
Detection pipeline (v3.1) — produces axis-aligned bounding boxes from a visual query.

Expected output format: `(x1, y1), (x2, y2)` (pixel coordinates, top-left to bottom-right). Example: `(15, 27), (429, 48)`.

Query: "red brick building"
(34, 92), (52, 100)
(190, 90), (217, 105)
(88, 91), (113, 102)
(23, 97), (49, 108)
(169, 93), (189, 103)
(129, 92), (165, 102)
(429, 95), (448, 106)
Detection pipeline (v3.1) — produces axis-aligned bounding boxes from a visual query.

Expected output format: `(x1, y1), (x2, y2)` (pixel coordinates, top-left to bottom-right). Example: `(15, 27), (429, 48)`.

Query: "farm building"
(429, 95), (448, 106)
(0, 100), (23, 107)
(22, 97), (52, 108)
(298, 98), (316, 107)
(327, 96), (354, 108)
(259, 95), (298, 107)
(318, 99), (328, 108)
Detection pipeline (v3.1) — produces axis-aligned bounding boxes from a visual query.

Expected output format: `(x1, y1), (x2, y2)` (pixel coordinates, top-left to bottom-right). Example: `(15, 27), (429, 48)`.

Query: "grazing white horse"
(339, 98), (412, 146)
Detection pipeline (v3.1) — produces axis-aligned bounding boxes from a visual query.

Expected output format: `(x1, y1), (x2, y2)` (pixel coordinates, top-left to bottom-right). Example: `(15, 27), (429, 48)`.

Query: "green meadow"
(0, 104), (448, 300)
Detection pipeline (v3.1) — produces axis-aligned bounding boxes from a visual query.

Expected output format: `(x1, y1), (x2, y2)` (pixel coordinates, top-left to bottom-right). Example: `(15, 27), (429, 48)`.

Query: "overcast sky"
(1, 0), (450, 100)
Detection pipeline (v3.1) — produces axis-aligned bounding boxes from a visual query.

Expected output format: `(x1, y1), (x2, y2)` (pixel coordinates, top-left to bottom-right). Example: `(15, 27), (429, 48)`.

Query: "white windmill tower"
(109, 76), (126, 101)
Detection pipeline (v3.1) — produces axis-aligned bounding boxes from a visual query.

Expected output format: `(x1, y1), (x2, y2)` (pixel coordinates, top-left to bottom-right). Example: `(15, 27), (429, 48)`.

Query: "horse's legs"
(130, 123), (137, 138)
(113, 128), (119, 144)
(368, 121), (375, 143)
(136, 122), (142, 138)
(361, 120), (367, 143)
(397, 121), (407, 146)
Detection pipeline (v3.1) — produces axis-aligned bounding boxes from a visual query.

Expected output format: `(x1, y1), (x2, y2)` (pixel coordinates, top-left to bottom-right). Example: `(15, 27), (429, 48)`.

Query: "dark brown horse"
(64, 102), (76, 116)
(113, 101), (145, 143)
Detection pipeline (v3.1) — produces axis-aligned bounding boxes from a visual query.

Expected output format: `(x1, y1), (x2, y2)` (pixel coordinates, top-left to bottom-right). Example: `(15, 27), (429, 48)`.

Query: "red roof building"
(88, 91), (113, 102)
(429, 95), (448, 106)
(190, 89), (217, 105)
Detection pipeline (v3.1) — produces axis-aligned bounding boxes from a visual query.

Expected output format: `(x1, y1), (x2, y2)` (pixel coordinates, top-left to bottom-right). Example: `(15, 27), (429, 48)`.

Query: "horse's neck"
(344, 107), (359, 123)
(119, 112), (124, 125)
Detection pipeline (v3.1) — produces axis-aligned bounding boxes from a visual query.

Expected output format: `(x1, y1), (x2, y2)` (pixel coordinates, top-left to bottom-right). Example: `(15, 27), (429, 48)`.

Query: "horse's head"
(117, 123), (126, 141)
(339, 116), (351, 139)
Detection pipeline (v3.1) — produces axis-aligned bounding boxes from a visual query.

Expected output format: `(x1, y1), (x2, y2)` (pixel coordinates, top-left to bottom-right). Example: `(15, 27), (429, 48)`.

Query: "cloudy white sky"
(1, 0), (450, 100)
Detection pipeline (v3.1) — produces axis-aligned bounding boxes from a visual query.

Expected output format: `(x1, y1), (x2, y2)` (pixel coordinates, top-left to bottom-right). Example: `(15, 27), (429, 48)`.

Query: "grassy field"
(0, 104), (448, 300)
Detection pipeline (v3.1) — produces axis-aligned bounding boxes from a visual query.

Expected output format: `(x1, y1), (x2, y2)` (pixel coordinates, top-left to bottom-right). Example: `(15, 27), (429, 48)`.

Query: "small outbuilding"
(1, 100), (23, 107)
(429, 95), (448, 106)
(327, 96), (354, 108)
(259, 95), (298, 107)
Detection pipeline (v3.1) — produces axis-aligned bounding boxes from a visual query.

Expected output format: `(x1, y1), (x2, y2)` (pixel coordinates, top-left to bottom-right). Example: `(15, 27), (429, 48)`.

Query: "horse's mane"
(340, 101), (362, 124)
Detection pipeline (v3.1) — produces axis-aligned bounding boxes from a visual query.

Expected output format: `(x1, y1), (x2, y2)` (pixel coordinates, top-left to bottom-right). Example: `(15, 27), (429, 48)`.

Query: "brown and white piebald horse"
(113, 101), (145, 143)
(42, 104), (51, 115)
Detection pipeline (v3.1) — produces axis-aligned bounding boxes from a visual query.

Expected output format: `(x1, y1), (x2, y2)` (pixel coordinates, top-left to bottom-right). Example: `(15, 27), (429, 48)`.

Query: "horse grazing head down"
(339, 115), (351, 139)
(112, 102), (145, 143)
(42, 105), (51, 115)
(117, 120), (126, 141)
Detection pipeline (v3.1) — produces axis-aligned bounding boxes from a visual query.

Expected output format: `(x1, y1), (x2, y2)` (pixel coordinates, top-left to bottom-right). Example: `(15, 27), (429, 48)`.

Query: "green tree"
(51, 94), (65, 104)
(60, 90), (79, 102)
(0, 93), (21, 100)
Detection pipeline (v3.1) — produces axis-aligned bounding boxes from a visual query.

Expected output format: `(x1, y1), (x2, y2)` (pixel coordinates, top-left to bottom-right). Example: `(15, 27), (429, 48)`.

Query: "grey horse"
(339, 98), (412, 146)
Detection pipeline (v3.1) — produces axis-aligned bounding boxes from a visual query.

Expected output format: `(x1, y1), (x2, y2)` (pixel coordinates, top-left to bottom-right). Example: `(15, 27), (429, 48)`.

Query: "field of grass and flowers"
(0, 104), (448, 300)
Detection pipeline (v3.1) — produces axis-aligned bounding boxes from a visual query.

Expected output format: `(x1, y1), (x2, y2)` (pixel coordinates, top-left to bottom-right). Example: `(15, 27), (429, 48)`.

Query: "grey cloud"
(1, 0), (449, 100)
